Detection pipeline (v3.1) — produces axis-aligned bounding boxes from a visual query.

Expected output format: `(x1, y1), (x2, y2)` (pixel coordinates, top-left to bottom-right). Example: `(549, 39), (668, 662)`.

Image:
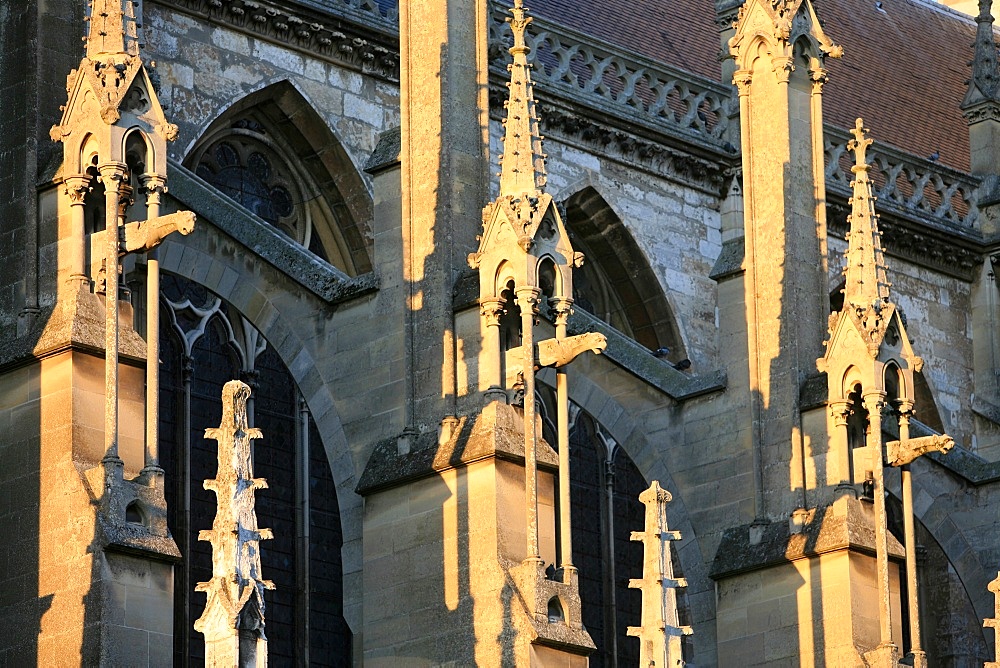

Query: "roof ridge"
(908, 0), (979, 24)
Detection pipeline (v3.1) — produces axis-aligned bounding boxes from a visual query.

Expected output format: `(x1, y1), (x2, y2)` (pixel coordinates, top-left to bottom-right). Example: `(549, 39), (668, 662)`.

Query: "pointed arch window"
(194, 131), (315, 254)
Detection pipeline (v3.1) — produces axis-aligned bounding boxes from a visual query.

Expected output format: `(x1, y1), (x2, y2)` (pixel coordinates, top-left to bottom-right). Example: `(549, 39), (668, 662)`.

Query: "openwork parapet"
(488, 7), (734, 148)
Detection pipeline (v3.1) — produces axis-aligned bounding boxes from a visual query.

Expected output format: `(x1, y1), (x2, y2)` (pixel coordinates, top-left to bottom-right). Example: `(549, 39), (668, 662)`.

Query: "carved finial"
(499, 0), (548, 197)
(848, 118), (873, 170)
(627, 481), (690, 666)
(843, 118), (893, 332)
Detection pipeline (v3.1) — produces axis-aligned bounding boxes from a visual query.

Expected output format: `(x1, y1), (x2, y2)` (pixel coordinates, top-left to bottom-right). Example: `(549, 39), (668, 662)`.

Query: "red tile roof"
(531, 0), (976, 171)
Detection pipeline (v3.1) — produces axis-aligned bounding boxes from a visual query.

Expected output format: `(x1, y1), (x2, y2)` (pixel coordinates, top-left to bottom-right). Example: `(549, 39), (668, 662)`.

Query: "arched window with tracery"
(562, 187), (687, 363)
(185, 82), (373, 276)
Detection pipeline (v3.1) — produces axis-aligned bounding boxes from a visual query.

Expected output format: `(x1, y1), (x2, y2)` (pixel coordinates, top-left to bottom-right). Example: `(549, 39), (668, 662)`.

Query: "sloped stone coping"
(452, 270), (726, 402)
(0, 288), (147, 371)
(356, 402), (559, 495)
(709, 497), (905, 580)
(166, 159), (379, 304)
(565, 307), (726, 401)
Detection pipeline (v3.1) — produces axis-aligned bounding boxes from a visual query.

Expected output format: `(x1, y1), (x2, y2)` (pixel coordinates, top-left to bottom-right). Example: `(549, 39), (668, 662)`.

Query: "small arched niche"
(185, 82), (373, 276)
(547, 596), (566, 625)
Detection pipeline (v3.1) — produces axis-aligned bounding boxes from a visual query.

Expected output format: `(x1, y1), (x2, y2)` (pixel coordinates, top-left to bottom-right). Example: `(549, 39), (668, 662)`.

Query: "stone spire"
(195, 380), (274, 665)
(963, 0), (1000, 112)
(498, 0), (547, 197)
(86, 0), (140, 60)
(843, 118), (893, 339)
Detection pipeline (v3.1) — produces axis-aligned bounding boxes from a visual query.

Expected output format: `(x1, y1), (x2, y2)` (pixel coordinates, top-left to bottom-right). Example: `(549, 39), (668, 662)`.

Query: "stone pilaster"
(398, 0), (489, 429)
(728, 0), (840, 520)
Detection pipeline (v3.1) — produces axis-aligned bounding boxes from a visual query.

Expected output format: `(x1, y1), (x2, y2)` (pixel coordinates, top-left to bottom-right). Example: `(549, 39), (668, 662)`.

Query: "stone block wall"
(716, 551), (903, 667)
(145, 3), (398, 206)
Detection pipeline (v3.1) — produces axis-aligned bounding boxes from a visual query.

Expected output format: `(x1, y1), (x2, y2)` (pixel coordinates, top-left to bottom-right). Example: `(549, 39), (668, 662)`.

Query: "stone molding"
(827, 201), (982, 282)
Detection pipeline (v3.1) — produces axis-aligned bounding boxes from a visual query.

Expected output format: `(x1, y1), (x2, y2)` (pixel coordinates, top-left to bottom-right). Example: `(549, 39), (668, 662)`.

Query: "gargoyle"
(536, 332), (607, 368)
(885, 434), (954, 467)
(122, 211), (196, 255)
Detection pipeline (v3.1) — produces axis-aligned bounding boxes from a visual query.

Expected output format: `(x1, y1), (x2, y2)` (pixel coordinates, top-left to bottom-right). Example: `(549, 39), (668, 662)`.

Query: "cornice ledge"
(490, 86), (735, 195)
(150, 0), (399, 81)
(565, 308), (727, 401)
(826, 198), (983, 281)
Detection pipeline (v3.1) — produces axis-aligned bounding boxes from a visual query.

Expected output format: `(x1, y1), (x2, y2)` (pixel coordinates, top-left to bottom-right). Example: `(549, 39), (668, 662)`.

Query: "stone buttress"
(356, 0), (603, 664)
(0, 0), (193, 663)
(709, 0), (913, 664)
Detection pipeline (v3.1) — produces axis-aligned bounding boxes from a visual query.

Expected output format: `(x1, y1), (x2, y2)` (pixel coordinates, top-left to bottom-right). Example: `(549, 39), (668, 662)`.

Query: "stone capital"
(63, 174), (92, 205)
(862, 390), (886, 414)
(514, 285), (542, 314)
(479, 297), (506, 327)
(895, 397), (915, 418)
(810, 67), (828, 93)
(733, 69), (752, 96)
(548, 296), (574, 325)
(97, 161), (129, 183)
(829, 399), (851, 425)
(139, 172), (168, 204)
(772, 56), (795, 84)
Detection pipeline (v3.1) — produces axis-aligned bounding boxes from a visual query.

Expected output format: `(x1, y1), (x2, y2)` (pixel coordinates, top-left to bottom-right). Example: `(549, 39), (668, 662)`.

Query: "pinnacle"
(86, 0), (140, 61)
(497, 0), (548, 198)
(963, 0), (1000, 110)
(843, 119), (892, 312)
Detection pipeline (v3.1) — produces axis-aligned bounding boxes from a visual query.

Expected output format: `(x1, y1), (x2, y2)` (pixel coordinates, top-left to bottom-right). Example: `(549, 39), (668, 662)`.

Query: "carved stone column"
(480, 296), (507, 403)
(830, 399), (854, 494)
(896, 399), (926, 668)
(98, 161), (129, 514)
(550, 296), (576, 578)
(140, 173), (167, 480)
(863, 390), (899, 668)
(64, 174), (92, 286)
(515, 285), (542, 563)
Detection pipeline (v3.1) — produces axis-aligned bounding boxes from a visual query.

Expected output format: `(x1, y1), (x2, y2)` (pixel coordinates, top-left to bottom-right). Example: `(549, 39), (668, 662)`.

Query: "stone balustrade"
(824, 125), (981, 230)
(157, 0), (986, 231)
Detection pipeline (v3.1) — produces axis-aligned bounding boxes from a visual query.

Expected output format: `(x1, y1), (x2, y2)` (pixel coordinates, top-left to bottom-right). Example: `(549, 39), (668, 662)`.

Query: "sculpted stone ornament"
(627, 481), (691, 667)
(534, 332), (607, 368)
